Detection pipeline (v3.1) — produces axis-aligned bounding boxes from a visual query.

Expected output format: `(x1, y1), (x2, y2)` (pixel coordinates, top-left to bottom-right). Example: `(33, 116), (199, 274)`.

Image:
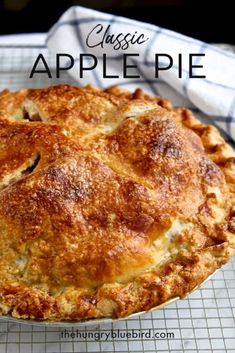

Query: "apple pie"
(0, 84), (234, 321)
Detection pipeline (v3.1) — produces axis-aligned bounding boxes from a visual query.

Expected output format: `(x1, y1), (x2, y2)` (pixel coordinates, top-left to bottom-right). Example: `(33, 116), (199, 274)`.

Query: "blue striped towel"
(47, 6), (235, 143)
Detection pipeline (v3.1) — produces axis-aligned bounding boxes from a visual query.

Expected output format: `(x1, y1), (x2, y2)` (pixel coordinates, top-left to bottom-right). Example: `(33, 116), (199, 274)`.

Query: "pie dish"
(0, 84), (234, 322)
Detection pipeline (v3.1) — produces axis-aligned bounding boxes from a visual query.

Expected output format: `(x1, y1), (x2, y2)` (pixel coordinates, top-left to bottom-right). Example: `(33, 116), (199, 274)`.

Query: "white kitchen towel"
(47, 6), (235, 143)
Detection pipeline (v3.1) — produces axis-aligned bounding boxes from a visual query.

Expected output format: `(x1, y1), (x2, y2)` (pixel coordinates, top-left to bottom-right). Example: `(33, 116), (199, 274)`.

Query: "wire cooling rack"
(0, 43), (235, 353)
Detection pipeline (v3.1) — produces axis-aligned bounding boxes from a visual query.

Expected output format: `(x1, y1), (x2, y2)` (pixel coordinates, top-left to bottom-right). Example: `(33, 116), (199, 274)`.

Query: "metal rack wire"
(0, 44), (234, 353)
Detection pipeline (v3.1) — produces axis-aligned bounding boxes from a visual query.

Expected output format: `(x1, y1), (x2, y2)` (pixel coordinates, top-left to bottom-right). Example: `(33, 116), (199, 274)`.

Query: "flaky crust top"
(0, 85), (234, 321)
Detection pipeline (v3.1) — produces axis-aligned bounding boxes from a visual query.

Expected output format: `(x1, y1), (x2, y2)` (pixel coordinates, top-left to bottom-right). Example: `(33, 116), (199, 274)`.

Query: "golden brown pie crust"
(0, 84), (234, 321)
